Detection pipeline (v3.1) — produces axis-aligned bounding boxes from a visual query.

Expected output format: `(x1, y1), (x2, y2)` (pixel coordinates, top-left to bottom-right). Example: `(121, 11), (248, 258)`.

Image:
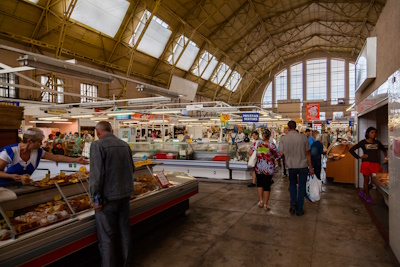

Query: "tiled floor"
(132, 175), (400, 267)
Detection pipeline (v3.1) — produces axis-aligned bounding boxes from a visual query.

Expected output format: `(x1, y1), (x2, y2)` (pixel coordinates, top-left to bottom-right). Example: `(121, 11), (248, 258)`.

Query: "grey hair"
(23, 127), (45, 143)
(96, 121), (112, 132)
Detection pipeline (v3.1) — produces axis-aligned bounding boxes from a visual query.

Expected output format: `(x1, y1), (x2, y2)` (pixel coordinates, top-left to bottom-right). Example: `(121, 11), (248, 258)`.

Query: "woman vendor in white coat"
(0, 127), (88, 186)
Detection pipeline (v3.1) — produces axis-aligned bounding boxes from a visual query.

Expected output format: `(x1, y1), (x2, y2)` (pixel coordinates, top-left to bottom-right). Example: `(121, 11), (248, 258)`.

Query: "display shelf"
(372, 173), (389, 205)
(0, 171), (198, 266)
(326, 141), (356, 184)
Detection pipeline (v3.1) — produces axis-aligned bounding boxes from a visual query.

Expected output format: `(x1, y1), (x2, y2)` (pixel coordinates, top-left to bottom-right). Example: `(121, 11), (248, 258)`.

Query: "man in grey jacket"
(90, 121), (134, 267)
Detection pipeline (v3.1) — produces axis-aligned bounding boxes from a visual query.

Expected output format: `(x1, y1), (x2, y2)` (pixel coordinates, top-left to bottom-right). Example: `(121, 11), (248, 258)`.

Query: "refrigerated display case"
(132, 142), (233, 179)
(0, 166), (198, 266)
(129, 142), (194, 160)
(326, 140), (356, 183)
(230, 142), (253, 180)
(133, 141), (253, 180)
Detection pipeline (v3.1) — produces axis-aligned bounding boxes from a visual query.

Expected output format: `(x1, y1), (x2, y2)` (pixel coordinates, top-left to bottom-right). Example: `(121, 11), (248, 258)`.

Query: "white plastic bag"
(248, 141), (259, 168)
(320, 168), (327, 185)
(322, 155), (327, 168)
(306, 175), (322, 202)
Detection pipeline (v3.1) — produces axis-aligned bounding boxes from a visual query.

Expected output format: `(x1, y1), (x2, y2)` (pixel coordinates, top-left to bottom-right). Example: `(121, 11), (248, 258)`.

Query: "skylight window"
(70, 0), (129, 38)
(193, 51), (218, 80)
(211, 63), (232, 86)
(168, 35), (200, 71)
(129, 10), (172, 59)
(25, 0), (39, 4)
(225, 71), (242, 92)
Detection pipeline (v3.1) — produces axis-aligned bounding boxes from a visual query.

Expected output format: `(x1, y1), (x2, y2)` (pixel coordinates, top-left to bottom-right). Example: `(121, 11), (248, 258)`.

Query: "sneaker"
(358, 190), (367, 201)
(289, 204), (296, 215)
(282, 174), (287, 178)
(296, 210), (305, 216)
(247, 183), (256, 187)
(258, 201), (263, 208)
(365, 195), (375, 205)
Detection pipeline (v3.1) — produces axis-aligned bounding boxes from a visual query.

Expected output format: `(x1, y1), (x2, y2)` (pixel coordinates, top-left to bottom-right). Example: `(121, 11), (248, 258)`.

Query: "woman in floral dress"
(254, 129), (279, 210)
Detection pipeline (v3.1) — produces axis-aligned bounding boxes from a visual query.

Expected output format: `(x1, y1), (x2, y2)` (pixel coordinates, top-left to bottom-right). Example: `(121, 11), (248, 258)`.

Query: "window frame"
(306, 58), (327, 101)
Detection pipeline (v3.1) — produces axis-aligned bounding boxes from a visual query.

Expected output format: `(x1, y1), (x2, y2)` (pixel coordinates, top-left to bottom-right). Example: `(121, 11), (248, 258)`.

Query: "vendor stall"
(326, 140), (356, 183)
(130, 141), (252, 180)
(0, 163), (198, 266)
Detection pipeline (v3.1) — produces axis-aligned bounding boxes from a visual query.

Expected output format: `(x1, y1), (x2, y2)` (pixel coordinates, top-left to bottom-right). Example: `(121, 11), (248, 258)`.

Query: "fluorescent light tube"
(151, 110), (180, 114)
(90, 116), (109, 120)
(30, 120), (51, 123)
(70, 114), (94, 118)
(53, 121), (73, 124)
(178, 118), (199, 122)
(38, 117), (61, 120)
(18, 54), (114, 83)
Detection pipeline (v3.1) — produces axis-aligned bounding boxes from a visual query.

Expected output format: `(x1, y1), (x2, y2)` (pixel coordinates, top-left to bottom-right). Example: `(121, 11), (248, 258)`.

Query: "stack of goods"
(375, 173), (389, 187)
(134, 159), (153, 168)
(34, 172), (89, 187)
(0, 195), (92, 241)
(133, 174), (159, 196)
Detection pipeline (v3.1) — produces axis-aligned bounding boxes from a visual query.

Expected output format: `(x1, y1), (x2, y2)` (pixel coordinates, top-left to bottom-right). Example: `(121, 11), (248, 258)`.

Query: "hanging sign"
(242, 113), (259, 122)
(0, 101), (19, 106)
(156, 171), (171, 188)
(306, 103), (320, 121)
(116, 115), (131, 120)
(326, 118), (333, 125)
(220, 114), (230, 128)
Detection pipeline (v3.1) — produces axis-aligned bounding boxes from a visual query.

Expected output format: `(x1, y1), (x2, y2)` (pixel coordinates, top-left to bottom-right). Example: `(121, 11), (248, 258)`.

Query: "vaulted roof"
(0, 0), (387, 104)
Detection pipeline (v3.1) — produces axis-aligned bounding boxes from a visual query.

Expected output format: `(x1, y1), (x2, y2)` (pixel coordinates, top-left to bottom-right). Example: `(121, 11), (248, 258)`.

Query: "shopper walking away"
(254, 130), (279, 210)
(279, 127), (289, 177)
(310, 131), (325, 180)
(321, 130), (329, 148)
(349, 127), (387, 205)
(90, 121), (134, 267)
(248, 131), (260, 187)
(279, 121), (314, 216)
(305, 129), (314, 147)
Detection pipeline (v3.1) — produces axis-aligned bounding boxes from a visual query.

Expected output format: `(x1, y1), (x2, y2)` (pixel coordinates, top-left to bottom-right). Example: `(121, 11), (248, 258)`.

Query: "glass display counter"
(129, 142), (194, 160)
(326, 140), (356, 183)
(0, 165), (198, 266)
(191, 142), (235, 161)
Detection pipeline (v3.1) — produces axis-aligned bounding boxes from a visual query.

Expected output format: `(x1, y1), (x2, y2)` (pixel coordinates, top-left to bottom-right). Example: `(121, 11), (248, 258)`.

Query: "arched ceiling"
(0, 0), (387, 104)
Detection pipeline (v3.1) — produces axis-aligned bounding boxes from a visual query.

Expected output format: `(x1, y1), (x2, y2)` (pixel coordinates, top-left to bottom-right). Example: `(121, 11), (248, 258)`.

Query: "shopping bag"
(320, 168), (327, 184)
(322, 155), (327, 168)
(248, 141), (259, 168)
(248, 150), (257, 167)
(306, 175), (322, 202)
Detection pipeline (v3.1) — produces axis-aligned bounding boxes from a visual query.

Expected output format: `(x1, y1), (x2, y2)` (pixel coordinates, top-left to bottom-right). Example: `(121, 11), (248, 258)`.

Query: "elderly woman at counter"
(0, 127), (88, 186)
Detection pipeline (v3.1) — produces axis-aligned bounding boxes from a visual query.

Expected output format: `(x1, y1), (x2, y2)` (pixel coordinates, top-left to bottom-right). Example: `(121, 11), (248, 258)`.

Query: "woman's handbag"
(248, 141), (259, 168)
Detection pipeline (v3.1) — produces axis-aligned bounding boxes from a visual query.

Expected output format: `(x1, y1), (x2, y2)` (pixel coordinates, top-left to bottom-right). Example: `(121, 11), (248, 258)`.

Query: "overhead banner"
(242, 113), (259, 123)
(129, 113), (170, 121)
(306, 103), (320, 121)
(220, 114), (229, 128)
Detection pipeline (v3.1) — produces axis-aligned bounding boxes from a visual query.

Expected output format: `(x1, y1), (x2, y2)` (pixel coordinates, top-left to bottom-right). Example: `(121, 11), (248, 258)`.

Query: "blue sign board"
(242, 113), (259, 122)
(116, 115), (131, 120)
(349, 119), (355, 126)
(0, 101), (19, 106)
(326, 118), (333, 125)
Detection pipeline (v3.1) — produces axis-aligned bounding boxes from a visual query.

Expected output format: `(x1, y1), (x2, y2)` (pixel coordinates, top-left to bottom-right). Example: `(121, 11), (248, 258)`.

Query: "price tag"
(54, 194), (62, 201)
(60, 172), (65, 178)
(156, 171), (170, 188)
(79, 166), (87, 173)
(5, 211), (14, 218)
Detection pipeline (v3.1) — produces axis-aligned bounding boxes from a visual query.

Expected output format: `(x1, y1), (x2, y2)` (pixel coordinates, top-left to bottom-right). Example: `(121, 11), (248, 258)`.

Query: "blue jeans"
(95, 197), (131, 267)
(288, 167), (309, 214)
